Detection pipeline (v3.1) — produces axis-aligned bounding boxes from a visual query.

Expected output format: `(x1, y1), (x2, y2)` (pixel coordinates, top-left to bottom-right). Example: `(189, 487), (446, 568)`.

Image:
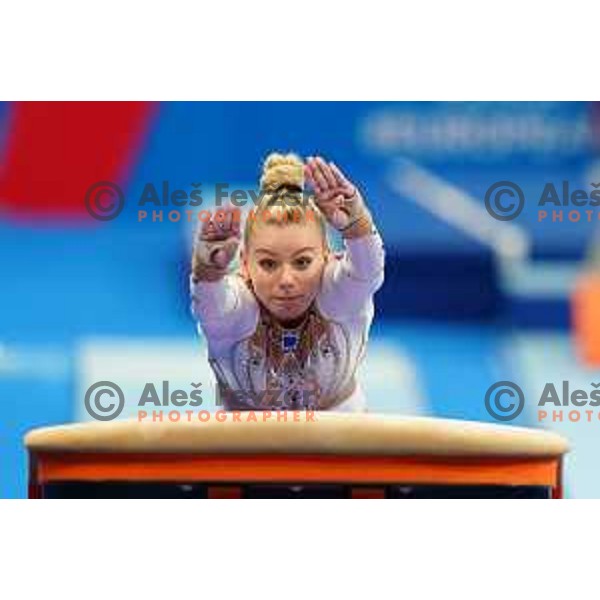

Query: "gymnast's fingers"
(315, 156), (337, 189)
(307, 159), (329, 194)
(200, 215), (227, 241)
(304, 164), (322, 194)
(329, 161), (355, 197)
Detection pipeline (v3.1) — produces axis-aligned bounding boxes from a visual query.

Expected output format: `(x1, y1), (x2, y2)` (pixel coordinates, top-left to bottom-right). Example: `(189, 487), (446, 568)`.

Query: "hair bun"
(260, 152), (304, 194)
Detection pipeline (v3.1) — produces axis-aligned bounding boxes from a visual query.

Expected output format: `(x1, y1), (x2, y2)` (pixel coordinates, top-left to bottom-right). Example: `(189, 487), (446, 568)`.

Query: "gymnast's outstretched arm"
(190, 205), (256, 334)
(305, 157), (385, 315)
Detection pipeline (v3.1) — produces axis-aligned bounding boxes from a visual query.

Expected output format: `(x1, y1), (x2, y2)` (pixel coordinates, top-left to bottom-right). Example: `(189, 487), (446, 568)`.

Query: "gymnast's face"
(242, 220), (329, 326)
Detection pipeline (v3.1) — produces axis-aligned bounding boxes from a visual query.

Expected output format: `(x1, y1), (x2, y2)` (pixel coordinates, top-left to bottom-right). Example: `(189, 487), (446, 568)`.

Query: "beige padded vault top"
(24, 413), (569, 458)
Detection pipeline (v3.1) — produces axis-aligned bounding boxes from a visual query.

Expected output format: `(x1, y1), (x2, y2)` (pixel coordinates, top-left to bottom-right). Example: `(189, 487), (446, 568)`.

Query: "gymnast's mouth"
(273, 295), (303, 303)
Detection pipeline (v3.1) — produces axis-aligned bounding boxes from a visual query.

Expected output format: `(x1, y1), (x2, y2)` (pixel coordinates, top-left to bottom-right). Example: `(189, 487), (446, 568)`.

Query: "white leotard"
(191, 229), (385, 412)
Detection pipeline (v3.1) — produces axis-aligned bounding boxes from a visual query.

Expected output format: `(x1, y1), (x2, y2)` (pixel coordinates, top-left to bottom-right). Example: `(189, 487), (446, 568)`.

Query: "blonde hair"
(243, 152), (328, 249)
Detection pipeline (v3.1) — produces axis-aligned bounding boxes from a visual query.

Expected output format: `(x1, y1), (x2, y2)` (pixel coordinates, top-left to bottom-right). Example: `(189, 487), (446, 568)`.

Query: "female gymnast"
(190, 153), (385, 412)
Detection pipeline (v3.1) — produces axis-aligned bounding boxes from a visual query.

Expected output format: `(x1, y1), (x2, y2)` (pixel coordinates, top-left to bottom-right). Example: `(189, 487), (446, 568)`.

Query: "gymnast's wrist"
(341, 210), (375, 239)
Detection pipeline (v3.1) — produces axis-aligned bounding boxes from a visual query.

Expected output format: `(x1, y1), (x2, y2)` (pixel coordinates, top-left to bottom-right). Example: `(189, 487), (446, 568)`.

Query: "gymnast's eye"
(259, 258), (277, 271)
(294, 256), (313, 270)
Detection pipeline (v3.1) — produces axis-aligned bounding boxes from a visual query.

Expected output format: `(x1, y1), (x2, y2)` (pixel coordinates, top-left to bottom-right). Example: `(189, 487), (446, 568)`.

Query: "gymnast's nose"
(278, 264), (297, 292)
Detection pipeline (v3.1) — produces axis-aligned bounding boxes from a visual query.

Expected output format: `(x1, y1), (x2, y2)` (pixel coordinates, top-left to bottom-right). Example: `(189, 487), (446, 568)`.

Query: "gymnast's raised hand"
(304, 156), (373, 237)
(192, 204), (241, 282)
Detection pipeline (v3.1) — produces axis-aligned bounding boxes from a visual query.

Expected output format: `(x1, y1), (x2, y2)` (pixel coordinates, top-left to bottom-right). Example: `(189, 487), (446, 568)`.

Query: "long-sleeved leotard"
(191, 227), (385, 412)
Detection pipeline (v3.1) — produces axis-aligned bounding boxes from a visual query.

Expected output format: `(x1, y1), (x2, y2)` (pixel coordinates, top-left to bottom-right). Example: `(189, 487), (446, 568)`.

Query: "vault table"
(24, 413), (569, 498)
